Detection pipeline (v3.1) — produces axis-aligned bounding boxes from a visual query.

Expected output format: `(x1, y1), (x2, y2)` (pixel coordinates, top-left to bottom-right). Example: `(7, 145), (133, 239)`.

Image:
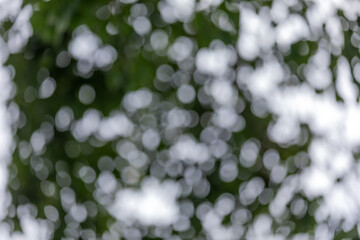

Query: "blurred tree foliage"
(3, 0), (360, 239)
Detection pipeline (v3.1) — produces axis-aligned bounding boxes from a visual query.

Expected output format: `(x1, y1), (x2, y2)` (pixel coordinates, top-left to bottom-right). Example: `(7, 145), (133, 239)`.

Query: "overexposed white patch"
(110, 178), (180, 226)
(239, 177), (264, 206)
(7, 5), (33, 53)
(238, 58), (284, 98)
(132, 16), (151, 35)
(158, 0), (195, 23)
(69, 26), (101, 61)
(246, 214), (285, 240)
(202, 208), (243, 240)
(269, 176), (298, 218)
(94, 45), (117, 69)
(267, 117), (301, 145)
(326, 16), (344, 49)
(123, 88), (152, 112)
(343, 105), (360, 146)
(97, 112), (134, 141)
(270, 0), (289, 23)
(171, 135), (209, 163)
(305, 48), (332, 90)
(237, 5), (274, 61)
(210, 80), (235, 105)
(0, 0), (22, 23)
(276, 14), (309, 51)
(168, 37), (194, 62)
(316, 174), (360, 230)
(302, 167), (333, 198)
(72, 109), (101, 141)
(68, 25), (117, 75)
(142, 129), (160, 150)
(196, 46), (236, 76)
(336, 57), (357, 104)
(197, 0), (224, 11)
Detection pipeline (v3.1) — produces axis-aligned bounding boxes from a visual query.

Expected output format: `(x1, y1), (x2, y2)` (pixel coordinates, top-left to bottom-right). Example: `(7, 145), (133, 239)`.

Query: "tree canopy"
(1, 0), (360, 239)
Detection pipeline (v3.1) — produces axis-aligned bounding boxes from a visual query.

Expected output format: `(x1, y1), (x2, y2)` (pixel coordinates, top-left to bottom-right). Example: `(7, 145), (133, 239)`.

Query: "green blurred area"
(5, 0), (357, 239)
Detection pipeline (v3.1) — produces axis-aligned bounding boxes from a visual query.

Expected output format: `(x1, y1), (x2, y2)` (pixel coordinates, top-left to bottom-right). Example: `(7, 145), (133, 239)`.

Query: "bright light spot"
(110, 178), (180, 226)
